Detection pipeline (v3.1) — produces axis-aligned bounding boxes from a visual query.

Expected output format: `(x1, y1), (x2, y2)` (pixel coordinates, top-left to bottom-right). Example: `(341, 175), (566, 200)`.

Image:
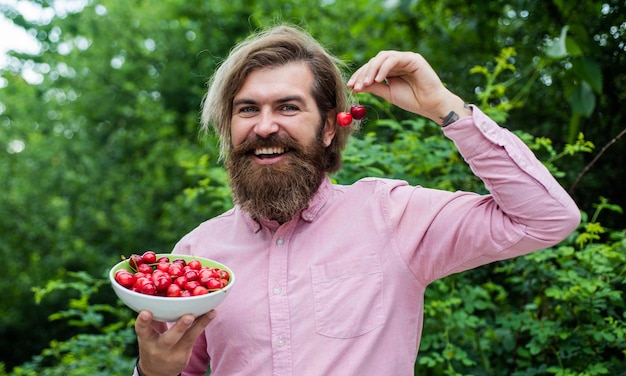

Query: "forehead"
(235, 62), (315, 101)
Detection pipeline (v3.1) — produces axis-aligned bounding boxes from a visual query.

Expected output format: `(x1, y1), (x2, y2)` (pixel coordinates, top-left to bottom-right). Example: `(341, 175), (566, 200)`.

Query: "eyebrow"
(232, 95), (306, 107)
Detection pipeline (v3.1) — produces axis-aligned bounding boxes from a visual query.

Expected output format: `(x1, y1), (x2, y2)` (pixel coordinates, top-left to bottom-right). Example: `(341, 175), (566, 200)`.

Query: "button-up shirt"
(167, 106), (580, 375)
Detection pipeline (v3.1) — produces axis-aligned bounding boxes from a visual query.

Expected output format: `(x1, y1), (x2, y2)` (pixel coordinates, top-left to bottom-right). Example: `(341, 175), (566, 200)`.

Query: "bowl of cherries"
(110, 251), (235, 322)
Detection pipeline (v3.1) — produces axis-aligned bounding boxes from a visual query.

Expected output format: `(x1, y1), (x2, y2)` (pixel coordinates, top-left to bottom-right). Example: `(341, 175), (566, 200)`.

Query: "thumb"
(135, 310), (167, 338)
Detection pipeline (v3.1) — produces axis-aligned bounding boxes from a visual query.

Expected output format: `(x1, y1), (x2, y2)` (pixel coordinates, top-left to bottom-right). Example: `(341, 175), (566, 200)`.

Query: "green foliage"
(1, 272), (136, 376)
(0, 0), (235, 366)
(1, 0), (625, 373)
(469, 47), (518, 123)
(519, 131), (595, 179)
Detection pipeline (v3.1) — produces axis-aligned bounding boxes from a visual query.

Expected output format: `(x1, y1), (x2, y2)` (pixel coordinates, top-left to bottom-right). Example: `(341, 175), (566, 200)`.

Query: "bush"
(1, 272), (137, 376)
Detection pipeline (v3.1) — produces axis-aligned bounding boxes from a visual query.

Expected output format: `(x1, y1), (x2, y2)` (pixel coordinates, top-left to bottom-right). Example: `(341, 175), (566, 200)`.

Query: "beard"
(225, 132), (328, 223)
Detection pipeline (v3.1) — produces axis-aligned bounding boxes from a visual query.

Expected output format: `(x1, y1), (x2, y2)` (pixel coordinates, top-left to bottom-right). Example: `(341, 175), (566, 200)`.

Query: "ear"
(322, 110), (337, 147)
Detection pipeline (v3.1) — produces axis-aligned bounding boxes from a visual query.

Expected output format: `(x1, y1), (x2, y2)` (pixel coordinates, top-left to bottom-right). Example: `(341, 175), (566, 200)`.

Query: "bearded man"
(133, 24), (580, 376)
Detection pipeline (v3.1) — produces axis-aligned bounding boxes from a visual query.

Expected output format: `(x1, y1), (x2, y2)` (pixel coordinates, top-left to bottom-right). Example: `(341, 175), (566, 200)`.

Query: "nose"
(253, 109), (279, 138)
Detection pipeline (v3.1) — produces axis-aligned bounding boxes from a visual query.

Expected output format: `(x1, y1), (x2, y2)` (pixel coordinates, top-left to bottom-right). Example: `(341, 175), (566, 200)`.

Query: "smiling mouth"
(253, 147), (289, 158)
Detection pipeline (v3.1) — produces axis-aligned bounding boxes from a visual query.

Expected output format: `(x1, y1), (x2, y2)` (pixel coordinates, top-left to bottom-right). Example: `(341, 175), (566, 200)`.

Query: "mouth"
(253, 146), (289, 159)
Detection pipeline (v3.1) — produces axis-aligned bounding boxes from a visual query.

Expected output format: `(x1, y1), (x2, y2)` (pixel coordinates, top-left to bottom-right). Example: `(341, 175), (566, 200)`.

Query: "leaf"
(568, 81), (596, 117)
(571, 56), (603, 94)
(565, 36), (583, 57)
(545, 25), (569, 58)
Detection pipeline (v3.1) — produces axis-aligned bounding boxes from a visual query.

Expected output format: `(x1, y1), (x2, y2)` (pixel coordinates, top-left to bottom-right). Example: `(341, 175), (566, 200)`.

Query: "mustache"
(231, 134), (303, 155)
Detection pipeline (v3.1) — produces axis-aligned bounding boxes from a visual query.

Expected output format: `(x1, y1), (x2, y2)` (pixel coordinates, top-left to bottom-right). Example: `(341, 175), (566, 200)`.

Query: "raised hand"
(347, 51), (470, 125)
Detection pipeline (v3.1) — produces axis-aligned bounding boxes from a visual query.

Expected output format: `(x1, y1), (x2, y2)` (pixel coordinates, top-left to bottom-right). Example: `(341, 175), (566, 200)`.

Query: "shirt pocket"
(310, 255), (385, 338)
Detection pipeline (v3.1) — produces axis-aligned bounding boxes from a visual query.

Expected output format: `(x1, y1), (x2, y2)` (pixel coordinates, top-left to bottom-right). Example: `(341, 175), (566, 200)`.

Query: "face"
(230, 62), (335, 154)
(226, 62), (336, 223)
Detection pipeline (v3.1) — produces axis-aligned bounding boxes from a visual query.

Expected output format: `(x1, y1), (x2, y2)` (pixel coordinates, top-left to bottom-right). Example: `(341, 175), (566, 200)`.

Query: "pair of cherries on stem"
(337, 104), (366, 127)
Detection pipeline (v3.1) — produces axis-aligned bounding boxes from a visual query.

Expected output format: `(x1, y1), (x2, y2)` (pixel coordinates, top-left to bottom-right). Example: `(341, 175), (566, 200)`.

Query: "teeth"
(254, 147), (285, 156)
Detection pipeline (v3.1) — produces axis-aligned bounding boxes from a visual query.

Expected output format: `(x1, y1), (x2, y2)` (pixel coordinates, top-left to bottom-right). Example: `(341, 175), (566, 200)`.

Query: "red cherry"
(141, 251), (157, 264)
(185, 280), (200, 291)
(140, 281), (156, 295)
(133, 276), (150, 291)
(137, 263), (153, 274)
(128, 254), (144, 270)
(152, 272), (172, 293)
(168, 263), (184, 278)
(174, 276), (188, 288)
(206, 278), (222, 290)
(208, 268), (221, 278)
(166, 284), (182, 297)
(184, 269), (199, 282)
(115, 270), (134, 289)
(152, 269), (166, 278)
(172, 258), (187, 266)
(199, 268), (214, 277)
(192, 286), (209, 296)
(187, 260), (202, 271)
(350, 105), (366, 120)
(198, 269), (214, 285)
(133, 271), (148, 282)
(218, 270), (230, 281)
(337, 112), (352, 127)
(156, 261), (170, 272)
(154, 277), (171, 292)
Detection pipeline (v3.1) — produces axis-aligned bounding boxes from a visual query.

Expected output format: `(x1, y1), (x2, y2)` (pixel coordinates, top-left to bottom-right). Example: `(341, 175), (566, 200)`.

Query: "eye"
(237, 106), (258, 117)
(280, 104), (298, 112)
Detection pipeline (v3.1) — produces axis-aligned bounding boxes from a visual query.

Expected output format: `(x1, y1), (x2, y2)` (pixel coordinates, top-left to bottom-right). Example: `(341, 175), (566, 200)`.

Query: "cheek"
(230, 120), (248, 146)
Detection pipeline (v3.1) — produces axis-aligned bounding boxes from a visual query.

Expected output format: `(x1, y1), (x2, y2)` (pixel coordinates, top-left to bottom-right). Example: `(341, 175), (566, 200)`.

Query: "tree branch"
(569, 127), (626, 194)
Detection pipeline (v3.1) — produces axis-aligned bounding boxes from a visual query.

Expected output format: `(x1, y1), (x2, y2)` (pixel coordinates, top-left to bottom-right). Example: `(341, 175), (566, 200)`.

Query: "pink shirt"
(149, 106), (580, 375)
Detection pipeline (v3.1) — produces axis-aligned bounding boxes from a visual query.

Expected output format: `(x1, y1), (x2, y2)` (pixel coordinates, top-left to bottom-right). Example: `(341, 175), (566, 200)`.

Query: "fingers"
(347, 51), (428, 111)
(347, 53), (386, 91)
(137, 310), (216, 350)
(347, 51), (421, 92)
(135, 310), (167, 341)
(165, 311), (216, 349)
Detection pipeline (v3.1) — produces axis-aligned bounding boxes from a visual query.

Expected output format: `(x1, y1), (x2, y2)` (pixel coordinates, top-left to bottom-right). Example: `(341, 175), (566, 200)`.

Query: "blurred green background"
(1, 0), (624, 375)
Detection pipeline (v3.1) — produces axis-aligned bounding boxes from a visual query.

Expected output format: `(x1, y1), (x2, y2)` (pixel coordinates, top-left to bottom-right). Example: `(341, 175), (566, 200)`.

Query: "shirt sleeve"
(390, 105), (581, 284)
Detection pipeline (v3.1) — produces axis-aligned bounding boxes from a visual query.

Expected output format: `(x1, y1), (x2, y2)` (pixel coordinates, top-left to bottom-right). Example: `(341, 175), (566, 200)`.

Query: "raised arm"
(349, 50), (580, 283)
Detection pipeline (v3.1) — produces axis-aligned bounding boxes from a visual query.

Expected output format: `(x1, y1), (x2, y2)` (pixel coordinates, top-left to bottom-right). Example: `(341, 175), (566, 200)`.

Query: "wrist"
(136, 357), (145, 376)
(439, 103), (471, 127)
(435, 95), (471, 127)
(136, 357), (149, 376)
(136, 357), (182, 376)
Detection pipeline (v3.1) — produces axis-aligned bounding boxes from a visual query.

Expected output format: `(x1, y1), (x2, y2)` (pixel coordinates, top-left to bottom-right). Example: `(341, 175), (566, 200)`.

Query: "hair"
(200, 24), (356, 173)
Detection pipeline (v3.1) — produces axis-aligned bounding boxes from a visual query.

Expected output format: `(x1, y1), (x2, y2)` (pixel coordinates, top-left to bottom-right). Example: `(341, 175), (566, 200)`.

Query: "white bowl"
(109, 254), (235, 322)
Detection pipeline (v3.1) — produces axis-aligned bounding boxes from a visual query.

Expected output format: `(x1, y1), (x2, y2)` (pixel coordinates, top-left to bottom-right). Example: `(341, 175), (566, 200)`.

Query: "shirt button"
(304, 212), (313, 220)
(273, 286), (281, 295)
(277, 337), (285, 347)
(276, 237), (284, 246)
(480, 122), (489, 132)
